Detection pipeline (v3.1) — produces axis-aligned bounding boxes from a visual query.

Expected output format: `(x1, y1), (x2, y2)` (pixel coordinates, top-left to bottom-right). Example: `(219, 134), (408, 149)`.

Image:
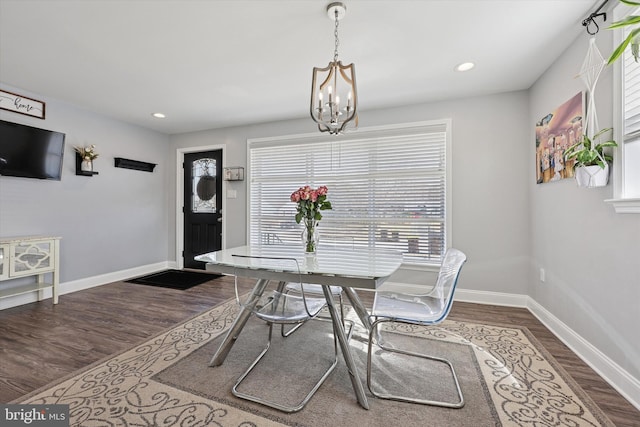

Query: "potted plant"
(564, 128), (617, 187)
(608, 0), (640, 64)
(74, 144), (99, 172)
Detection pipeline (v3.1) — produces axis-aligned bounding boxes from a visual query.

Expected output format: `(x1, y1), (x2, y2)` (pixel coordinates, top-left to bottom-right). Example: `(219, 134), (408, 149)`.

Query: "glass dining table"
(195, 244), (403, 410)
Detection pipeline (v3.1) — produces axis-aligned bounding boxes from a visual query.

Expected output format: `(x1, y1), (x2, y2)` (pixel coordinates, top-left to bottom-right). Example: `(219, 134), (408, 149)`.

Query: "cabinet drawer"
(9, 240), (55, 277)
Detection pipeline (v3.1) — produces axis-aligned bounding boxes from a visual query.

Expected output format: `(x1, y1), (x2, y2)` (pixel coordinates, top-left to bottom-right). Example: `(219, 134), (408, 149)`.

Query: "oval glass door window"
(197, 175), (216, 201)
(192, 158), (217, 213)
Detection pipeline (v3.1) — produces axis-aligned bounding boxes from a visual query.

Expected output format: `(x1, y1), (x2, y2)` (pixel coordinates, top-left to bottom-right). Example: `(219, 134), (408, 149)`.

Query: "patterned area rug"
(13, 296), (614, 427)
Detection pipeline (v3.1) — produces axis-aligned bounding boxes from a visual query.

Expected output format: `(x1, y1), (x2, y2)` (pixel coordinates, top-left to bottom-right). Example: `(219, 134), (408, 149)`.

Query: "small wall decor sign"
(0, 89), (46, 119)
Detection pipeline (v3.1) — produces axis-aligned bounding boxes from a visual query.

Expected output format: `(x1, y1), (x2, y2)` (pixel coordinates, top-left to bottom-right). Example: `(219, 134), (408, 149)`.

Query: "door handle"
(217, 217), (222, 222)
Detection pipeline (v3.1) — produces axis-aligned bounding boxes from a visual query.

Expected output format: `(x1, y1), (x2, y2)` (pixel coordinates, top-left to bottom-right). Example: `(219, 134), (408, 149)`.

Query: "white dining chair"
(280, 235), (355, 337)
(280, 284), (344, 337)
(366, 247), (467, 408)
(230, 254), (339, 413)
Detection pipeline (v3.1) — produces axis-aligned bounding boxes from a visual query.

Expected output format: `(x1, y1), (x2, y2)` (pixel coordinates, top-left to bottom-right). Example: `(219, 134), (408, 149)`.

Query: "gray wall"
(0, 84), (171, 283)
(529, 31), (640, 381)
(170, 90), (532, 295)
(170, 50), (640, 394)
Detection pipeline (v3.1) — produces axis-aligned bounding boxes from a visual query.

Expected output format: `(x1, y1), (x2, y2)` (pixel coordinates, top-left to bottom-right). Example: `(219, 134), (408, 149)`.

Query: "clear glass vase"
(301, 218), (319, 254)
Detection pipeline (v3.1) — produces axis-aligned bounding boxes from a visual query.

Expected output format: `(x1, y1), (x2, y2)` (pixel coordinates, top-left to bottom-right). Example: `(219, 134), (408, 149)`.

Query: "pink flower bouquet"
(290, 185), (332, 224)
(290, 185), (332, 253)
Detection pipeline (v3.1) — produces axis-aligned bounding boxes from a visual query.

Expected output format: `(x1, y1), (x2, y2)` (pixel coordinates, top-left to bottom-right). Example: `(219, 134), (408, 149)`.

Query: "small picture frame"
(0, 89), (46, 119)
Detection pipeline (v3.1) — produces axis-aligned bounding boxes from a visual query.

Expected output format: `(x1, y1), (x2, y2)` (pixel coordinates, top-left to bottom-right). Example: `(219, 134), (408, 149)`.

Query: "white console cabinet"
(0, 236), (61, 304)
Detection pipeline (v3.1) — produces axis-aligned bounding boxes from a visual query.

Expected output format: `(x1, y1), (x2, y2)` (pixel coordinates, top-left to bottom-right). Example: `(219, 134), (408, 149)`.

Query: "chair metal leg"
(366, 319), (465, 408)
(233, 318), (348, 413)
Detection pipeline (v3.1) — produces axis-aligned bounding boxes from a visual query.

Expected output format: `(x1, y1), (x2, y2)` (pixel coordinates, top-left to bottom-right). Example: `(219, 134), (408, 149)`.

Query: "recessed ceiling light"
(455, 62), (475, 72)
(152, 113), (166, 118)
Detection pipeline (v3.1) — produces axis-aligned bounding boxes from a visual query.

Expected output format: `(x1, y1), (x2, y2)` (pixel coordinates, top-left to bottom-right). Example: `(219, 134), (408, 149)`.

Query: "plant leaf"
(608, 15), (640, 29)
(609, 34), (633, 64)
(609, 28), (640, 64)
(621, 0), (640, 6)
(595, 141), (618, 149)
(593, 127), (612, 138)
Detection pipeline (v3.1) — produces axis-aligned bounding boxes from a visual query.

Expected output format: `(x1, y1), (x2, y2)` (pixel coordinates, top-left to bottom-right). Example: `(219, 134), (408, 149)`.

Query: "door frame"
(176, 144), (227, 269)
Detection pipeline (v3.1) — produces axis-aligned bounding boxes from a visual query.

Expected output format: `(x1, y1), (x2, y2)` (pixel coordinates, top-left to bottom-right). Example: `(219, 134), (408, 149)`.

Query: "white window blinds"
(248, 121), (450, 266)
(623, 48), (640, 137)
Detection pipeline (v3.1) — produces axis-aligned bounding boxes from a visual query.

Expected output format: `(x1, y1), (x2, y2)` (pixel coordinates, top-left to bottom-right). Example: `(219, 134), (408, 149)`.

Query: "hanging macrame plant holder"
(573, 37), (610, 188)
(574, 163), (610, 187)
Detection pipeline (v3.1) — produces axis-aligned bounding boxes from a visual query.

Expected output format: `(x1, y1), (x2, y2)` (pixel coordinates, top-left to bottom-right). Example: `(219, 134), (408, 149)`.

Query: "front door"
(183, 150), (223, 269)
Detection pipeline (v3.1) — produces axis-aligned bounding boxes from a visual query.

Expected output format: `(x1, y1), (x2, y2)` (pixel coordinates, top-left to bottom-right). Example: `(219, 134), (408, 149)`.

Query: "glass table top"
(195, 244), (403, 289)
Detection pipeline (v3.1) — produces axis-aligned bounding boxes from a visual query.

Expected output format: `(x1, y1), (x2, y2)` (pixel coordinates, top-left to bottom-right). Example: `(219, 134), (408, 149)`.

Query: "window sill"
(605, 198), (640, 214)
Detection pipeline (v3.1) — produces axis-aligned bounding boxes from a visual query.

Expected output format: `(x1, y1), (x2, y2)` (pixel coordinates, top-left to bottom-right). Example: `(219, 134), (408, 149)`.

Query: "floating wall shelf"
(224, 167), (244, 181)
(75, 153), (98, 176)
(114, 157), (156, 172)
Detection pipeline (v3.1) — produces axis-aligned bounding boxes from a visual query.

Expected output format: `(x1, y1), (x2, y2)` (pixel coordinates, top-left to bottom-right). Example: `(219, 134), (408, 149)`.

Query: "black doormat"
(126, 270), (221, 290)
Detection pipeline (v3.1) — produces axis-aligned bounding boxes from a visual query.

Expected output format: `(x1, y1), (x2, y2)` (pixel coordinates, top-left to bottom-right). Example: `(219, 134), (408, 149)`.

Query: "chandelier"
(310, 2), (358, 135)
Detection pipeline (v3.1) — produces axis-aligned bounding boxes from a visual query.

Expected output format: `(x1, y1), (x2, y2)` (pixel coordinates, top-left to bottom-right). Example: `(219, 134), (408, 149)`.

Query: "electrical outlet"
(539, 268), (546, 283)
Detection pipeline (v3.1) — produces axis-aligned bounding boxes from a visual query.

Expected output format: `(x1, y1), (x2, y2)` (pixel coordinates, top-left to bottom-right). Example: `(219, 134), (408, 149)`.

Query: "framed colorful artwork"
(535, 92), (584, 184)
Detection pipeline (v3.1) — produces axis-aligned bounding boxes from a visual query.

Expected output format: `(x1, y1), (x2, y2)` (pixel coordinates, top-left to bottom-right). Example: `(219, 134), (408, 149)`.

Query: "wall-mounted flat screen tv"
(0, 119), (66, 180)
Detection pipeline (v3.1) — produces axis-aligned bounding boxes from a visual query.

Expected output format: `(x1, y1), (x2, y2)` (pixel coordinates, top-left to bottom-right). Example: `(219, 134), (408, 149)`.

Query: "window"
(620, 26), (640, 198)
(248, 121), (451, 266)
(609, 3), (640, 213)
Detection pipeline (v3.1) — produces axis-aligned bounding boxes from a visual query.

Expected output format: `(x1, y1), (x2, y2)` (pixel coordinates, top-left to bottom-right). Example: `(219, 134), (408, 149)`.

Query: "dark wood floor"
(0, 274), (637, 426)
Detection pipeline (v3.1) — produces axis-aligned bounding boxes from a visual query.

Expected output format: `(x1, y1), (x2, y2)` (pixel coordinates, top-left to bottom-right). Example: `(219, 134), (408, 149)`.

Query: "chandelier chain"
(333, 10), (340, 62)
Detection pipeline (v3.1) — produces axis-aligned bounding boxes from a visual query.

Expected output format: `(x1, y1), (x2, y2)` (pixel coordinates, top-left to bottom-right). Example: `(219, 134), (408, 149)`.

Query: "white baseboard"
(453, 287), (640, 411)
(0, 261), (174, 310)
(380, 283), (529, 308)
(455, 288), (529, 307)
(61, 261), (174, 295)
(527, 298), (640, 412)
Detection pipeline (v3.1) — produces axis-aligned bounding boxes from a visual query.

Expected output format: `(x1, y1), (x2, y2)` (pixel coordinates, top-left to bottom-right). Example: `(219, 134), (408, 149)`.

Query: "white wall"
(529, 30), (640, 383)
(170, 90), (532, 295)
(0, 84), (171, 286)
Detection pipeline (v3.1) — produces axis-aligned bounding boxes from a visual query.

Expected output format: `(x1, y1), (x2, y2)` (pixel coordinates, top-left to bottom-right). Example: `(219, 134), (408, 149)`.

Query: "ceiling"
(0, 0), (602, 135)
